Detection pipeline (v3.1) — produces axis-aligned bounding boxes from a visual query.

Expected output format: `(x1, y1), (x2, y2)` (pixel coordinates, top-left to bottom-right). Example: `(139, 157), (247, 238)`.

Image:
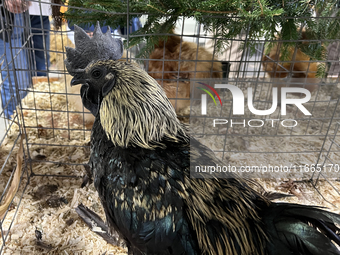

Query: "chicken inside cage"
(147, 32), (222, 114)
(262, 30), (318, 79)
(262, 30), (319, 95)
(1, 2), (340, 255)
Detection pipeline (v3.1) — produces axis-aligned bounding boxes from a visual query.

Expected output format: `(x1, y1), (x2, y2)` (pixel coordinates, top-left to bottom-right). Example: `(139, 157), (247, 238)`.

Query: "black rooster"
(66, 25), (340, 255)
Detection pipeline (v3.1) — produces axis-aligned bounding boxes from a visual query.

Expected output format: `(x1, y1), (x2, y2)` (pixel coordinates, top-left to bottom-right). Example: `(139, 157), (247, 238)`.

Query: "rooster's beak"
(71, 75), (86, 86)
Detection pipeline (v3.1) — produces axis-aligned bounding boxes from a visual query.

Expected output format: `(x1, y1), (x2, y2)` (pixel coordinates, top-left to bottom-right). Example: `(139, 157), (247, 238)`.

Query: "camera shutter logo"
(197, 82), (223, 115)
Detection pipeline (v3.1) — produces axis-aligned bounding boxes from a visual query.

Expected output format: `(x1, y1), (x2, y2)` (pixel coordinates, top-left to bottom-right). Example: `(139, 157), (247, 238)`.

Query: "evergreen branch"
(63, 0), (340, 76)
(257, 0), (264, 16)
(189, 9), (237, 14)
(146, 4), (166, 14)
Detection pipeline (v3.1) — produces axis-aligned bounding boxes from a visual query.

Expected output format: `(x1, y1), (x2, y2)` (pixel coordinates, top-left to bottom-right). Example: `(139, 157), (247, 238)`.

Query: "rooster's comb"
(65, 21), (123, 75)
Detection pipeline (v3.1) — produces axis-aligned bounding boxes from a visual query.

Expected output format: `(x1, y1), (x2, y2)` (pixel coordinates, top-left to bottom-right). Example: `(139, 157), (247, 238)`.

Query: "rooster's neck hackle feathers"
(98, 60), (189, 149)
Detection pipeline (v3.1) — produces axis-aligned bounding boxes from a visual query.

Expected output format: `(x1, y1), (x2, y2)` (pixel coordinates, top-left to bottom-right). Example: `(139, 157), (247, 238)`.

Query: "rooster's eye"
(91, 68), (103, 79)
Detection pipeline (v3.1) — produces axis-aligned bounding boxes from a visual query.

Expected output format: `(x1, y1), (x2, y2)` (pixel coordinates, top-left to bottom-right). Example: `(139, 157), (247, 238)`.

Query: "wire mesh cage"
(311, 120), (340, 204)
(0, 2), (32, 253)
(0, 0), (340, 254)
(190, 80), (340, 176)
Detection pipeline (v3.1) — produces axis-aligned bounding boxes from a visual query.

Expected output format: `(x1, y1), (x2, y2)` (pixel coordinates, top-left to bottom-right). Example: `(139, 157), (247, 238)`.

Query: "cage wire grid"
(0, 1), (339, 253)
(311, 121), (340, 205)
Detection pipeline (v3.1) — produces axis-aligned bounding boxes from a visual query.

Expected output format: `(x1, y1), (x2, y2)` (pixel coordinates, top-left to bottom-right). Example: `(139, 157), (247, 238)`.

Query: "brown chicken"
(262, 31), (318, 94)
(148, 34), (222, 113)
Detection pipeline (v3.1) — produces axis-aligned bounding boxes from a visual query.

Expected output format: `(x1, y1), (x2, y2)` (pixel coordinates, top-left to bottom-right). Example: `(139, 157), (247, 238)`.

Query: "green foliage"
(63, 0), (340, 76)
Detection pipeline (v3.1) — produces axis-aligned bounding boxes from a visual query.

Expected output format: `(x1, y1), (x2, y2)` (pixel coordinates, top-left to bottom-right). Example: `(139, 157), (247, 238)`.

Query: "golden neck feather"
(99, 62), (189, 149)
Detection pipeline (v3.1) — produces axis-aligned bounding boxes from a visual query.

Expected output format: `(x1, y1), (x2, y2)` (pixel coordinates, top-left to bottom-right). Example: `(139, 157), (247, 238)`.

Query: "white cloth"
(29, 0), (52, 16)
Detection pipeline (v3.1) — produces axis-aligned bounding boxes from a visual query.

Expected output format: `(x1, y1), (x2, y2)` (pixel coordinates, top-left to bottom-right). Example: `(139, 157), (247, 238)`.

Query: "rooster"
(66, 25), (340, 255)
